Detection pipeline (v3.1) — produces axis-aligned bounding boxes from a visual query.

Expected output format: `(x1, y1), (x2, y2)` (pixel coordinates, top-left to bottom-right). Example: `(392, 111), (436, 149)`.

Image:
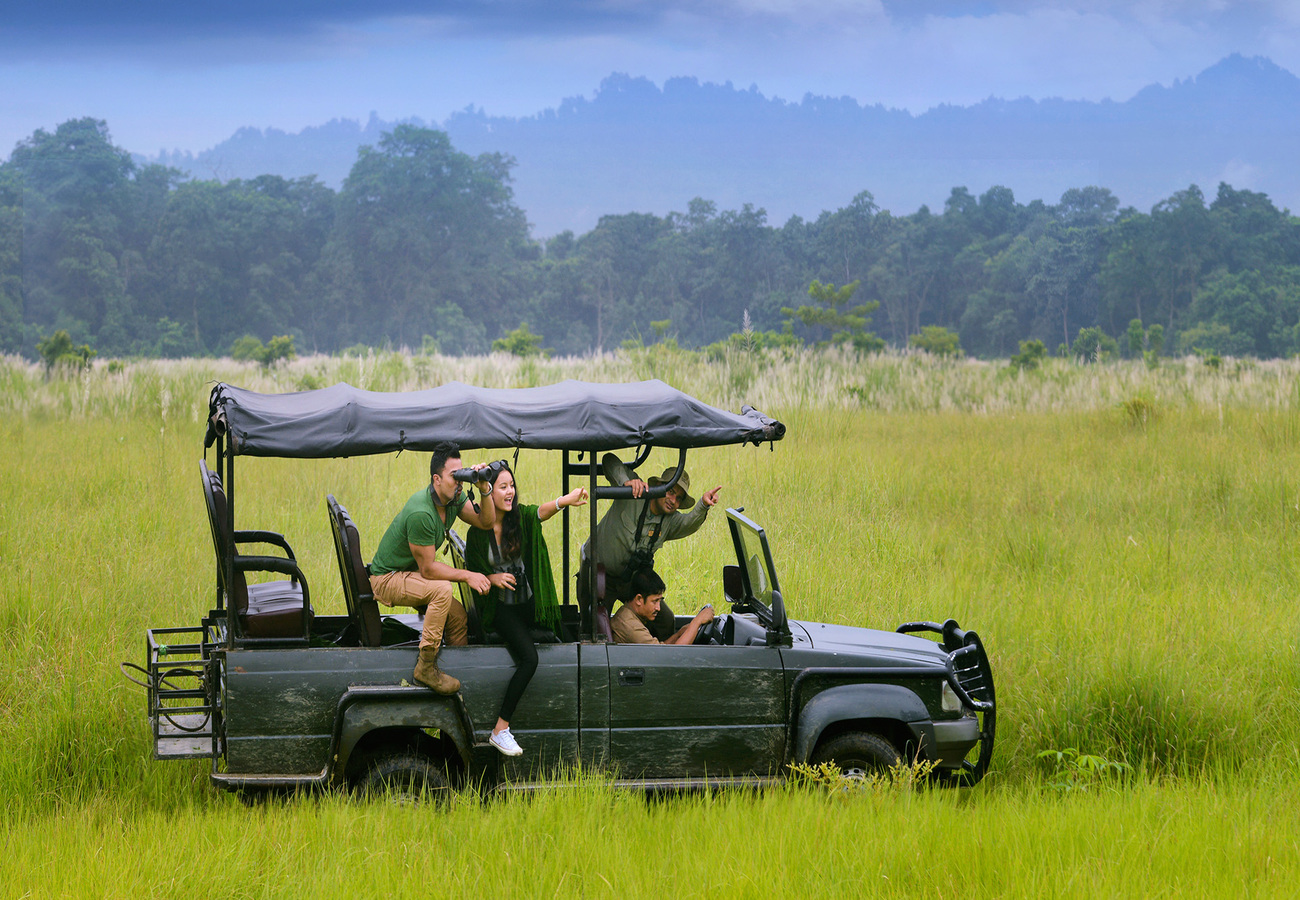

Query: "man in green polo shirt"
(369, 442), (497, 694)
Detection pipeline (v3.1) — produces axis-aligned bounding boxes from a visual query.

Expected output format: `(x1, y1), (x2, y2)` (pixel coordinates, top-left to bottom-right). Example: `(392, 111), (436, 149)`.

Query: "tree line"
(3, 117), (1299, 362)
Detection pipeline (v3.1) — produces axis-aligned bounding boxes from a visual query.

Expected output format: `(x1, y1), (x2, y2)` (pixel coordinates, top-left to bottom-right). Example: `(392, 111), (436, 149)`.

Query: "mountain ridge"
(145, 54), (1300, 236)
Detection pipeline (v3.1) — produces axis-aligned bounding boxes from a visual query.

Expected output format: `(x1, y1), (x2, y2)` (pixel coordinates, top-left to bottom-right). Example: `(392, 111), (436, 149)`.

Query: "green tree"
(909, 325), (962, 357)
(783, 279), (884, 351)
(8, 119), (136, 348)
(1010, 338), (1047, 371)
(230, 334), (266, 362)
(328, 125), (530, 348)
(1126, 319), (1146, 358)
(36, 329), (95, 372)
(1147, 323), (1165, 357)
(227, 332), (295, 366)
(0, 166), (23, 354)
(492, 323), (546, 357)
(262, 335), (296, 366)
(1070, 326), (1119, 362)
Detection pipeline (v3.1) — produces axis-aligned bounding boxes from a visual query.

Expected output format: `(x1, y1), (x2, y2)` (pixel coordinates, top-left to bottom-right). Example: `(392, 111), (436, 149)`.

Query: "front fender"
(331, 685), (474, 781)
(792, 683), (935, 764)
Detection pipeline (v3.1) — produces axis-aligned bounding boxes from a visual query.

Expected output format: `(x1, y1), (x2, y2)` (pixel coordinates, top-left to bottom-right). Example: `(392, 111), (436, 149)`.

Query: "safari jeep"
(136, 380), (995, 796)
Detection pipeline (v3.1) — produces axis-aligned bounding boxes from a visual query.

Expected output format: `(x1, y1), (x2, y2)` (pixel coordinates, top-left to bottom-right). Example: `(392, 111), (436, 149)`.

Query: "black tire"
(810, 731), (901, 780)
(356, 751), (450, 804)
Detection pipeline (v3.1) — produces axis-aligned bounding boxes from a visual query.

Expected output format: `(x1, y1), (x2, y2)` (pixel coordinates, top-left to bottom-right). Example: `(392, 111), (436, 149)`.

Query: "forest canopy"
(3, 117), (1299, 360)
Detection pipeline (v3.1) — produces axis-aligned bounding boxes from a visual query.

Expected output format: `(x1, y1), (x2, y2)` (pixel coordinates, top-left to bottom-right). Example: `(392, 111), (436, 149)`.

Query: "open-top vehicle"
(136, 379), (995, 795)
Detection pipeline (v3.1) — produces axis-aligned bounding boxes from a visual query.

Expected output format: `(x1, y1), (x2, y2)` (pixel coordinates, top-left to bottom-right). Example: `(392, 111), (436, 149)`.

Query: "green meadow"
(3, 349), (1299, 897)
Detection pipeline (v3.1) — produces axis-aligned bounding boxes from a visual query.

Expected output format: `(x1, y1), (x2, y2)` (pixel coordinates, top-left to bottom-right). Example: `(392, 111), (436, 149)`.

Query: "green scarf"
(464, 503), (560, 635)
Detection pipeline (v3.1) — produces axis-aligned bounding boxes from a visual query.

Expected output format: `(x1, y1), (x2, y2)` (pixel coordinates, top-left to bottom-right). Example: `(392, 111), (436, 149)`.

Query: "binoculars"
(451, 459), (509, 484)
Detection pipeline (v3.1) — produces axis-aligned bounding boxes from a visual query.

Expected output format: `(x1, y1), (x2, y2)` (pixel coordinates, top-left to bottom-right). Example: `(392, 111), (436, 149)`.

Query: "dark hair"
(487, 462), (523, 558)
(430, 442), (461, 481)
(630, 567), (665, 599)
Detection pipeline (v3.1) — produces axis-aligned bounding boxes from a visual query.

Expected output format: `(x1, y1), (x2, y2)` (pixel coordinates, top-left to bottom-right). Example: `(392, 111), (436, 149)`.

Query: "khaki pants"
(370, 570), (469, 650)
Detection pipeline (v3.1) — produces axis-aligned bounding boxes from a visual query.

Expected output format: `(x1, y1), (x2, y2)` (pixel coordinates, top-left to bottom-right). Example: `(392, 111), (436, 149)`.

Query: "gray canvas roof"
(206, 380), (785, 458)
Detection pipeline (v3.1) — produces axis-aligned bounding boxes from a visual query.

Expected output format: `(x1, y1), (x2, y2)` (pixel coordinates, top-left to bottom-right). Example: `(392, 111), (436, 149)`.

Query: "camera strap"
(633, 499), (662, 551)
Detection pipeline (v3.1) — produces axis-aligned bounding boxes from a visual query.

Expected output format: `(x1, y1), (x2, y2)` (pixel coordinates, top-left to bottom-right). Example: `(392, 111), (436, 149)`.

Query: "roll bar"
(560, 447), (689, 639)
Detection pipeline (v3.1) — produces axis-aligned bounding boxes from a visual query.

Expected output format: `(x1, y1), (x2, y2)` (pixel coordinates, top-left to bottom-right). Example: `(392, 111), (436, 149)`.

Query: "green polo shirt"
(369, 487), (466, 575)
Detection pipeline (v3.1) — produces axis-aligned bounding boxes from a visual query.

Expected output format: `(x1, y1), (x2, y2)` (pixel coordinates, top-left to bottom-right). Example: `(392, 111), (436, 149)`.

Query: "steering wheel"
(694, 614), (726, 645)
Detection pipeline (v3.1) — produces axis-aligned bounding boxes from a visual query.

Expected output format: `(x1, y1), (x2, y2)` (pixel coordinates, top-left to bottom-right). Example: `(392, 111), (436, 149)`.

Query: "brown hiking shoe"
(413, 646), (461, 695)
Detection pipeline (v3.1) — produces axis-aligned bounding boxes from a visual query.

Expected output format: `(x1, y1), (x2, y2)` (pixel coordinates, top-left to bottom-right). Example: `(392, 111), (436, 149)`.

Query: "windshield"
(728, 510), (781, 607)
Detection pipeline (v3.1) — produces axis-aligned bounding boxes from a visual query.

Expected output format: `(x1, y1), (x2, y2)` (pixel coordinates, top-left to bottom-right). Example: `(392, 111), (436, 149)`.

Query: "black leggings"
(494, 600), (539, 724)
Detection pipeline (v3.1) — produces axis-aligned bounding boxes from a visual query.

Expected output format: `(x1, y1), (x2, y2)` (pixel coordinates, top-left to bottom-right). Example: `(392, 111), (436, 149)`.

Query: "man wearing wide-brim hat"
(578, 454), (722, 640)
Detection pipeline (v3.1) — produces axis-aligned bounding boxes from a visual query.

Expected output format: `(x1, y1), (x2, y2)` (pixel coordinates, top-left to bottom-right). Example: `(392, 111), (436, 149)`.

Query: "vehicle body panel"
(606, 643), (786, 777)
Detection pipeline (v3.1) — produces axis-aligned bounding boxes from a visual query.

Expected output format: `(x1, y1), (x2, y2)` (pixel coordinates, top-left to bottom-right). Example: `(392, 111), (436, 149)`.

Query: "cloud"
(2, 0), (1299, 155)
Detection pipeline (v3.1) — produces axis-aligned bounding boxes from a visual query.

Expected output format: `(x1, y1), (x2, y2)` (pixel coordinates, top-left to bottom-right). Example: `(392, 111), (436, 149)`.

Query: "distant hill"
(144, 54), (1300, 237)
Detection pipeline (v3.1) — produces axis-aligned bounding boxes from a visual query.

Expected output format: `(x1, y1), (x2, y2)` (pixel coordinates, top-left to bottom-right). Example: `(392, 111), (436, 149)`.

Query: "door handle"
(617, 668), (644, 686)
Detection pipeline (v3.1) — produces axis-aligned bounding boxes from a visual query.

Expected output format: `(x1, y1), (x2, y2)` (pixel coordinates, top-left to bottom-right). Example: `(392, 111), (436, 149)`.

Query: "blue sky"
(3, 1), (1298, 156)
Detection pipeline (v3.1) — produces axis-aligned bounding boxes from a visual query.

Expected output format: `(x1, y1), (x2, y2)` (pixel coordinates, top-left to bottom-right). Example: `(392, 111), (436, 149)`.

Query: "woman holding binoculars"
(464, 462), (588, 756)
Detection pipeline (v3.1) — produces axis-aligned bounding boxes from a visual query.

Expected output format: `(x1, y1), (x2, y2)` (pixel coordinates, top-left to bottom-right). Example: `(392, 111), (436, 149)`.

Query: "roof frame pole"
(213, 433), (225, 615)
(223, 438), (236, 649)
(626, 443), (653, 472)
(593, 447), (688, 501)
(561, 450), (571, 608)
(588, 449), (599, 641)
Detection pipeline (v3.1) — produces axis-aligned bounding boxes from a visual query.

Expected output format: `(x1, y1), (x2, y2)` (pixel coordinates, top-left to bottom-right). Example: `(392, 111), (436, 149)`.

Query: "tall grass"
(5, 346), (1300, 420)
(2, 777), (1297, 897)
(3, 350), (1300, 896)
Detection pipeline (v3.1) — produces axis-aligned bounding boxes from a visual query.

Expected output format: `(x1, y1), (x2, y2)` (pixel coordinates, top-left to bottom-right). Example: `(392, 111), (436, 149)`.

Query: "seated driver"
(610, 568), (715, 645)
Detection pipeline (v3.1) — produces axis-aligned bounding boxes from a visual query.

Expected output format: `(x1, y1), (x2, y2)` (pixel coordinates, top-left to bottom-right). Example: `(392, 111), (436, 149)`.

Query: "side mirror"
(723, 565), (743, 605)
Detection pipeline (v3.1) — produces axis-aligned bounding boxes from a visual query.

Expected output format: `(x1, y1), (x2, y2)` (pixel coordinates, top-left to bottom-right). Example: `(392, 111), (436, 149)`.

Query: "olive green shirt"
(369, 487), (466, 575)
(580, 455), (709, 577)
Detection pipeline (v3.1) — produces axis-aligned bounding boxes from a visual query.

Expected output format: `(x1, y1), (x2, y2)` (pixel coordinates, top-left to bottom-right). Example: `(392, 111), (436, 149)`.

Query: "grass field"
(2, 349), (1299, 897)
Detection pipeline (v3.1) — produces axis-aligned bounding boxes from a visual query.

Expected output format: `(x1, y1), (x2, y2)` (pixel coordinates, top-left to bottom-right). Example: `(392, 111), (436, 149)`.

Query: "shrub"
(1010, 339), (1048, 371)
(230, 334), (296, 367)
(1127, 319), (1146, 358)
(1120, 395), (1158, 428)
(909, 325), (962, 357)
(1037, 748), (1130, 792)
(1071, 327), (1119, 362)
(36, 330), (95, 373)
(492, 323), (547, 358)
(1147, 323), (1165, 356)
(230, 335), (265, 362)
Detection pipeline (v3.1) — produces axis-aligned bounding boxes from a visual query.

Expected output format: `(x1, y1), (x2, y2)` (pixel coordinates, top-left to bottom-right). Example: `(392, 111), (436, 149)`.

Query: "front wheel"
(356, 751), (450, 804)
(810, 732), (900, 780)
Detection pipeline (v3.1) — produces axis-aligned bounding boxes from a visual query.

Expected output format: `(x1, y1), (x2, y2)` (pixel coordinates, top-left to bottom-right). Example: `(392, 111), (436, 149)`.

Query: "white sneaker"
(489, 727), (523, 757)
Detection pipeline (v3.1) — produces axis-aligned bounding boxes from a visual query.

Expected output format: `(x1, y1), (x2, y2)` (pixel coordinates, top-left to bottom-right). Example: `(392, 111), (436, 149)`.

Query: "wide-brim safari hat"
(647, 467), (695, 510)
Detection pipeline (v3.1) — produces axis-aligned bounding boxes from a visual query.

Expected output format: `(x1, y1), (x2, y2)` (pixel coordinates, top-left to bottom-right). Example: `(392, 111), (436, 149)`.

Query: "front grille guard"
(897, 618), (997, 783)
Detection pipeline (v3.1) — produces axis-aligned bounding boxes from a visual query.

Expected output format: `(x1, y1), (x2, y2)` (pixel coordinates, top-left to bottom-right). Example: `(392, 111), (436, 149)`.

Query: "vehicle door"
(606, 639), (786, 779)
(451, 641), (581, 780)
(604, 509), (793, 780)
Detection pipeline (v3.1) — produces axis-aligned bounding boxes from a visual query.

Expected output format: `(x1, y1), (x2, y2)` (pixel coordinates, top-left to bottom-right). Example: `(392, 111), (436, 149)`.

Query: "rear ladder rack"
(146, 621), (223, 761)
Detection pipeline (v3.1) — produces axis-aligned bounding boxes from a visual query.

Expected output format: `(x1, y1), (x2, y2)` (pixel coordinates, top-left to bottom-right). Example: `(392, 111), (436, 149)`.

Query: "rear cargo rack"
(145, 619), (224, 761)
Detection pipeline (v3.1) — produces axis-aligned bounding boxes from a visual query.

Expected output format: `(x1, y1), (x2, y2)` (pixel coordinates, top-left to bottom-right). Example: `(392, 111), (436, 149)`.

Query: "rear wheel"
(810, 732), (900, 780)
(356, 751), (450, 804)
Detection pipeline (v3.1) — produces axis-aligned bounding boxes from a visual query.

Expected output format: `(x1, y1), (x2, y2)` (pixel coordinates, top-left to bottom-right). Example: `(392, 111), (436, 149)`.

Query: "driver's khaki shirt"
(611, 605), (658, 643)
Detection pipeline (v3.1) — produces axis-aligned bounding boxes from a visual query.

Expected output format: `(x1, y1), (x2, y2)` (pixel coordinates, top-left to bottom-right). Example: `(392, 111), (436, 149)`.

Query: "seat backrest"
(200, 459), (248, 615)
(445, 529), (476, 612)
(594, 602), (614, 643)
(327, 495), (383, 647)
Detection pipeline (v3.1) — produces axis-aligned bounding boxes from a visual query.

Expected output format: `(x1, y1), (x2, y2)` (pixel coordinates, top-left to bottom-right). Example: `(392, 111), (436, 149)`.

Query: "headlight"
(941, 681), (963, 713)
